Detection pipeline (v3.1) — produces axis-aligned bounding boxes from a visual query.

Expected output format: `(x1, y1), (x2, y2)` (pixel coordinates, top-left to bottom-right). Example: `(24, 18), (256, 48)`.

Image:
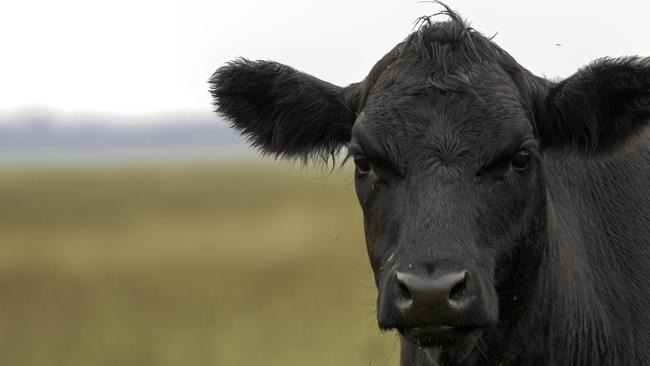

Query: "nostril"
(448, 271), (469, 302)
(395, 272), (412, 301)
(398, 278), (412, 300)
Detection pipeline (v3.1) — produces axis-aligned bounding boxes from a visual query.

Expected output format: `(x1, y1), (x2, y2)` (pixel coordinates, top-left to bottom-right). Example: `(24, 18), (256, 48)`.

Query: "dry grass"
(0, 161), (398, 366)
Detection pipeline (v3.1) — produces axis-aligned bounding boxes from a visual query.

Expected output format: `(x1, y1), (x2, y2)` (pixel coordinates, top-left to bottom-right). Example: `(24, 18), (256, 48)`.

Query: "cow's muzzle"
(377, 261), (497, 348)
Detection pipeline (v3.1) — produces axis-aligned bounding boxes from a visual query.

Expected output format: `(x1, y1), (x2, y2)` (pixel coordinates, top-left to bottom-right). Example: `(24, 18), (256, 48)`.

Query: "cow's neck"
(499, 193), (632, 365)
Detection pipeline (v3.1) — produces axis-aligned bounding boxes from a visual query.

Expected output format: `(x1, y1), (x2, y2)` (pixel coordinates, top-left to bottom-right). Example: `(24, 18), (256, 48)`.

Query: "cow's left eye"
(354, 155), (372, 176)
(511, 149), (531, 171)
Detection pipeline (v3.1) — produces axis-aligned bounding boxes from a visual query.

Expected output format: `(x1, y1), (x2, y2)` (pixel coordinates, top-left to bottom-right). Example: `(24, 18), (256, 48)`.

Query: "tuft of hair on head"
(401, 1), (502, 74)
(413, 1), (468, 33)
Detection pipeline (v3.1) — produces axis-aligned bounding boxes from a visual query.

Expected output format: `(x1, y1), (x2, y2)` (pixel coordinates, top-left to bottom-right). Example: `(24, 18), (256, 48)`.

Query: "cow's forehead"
(356, 66), (534, 171)
(364, 68), (530, 136)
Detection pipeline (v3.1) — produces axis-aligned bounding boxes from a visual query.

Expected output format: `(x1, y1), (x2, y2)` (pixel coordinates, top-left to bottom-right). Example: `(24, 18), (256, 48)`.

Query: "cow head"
(210, 8), (650, 366)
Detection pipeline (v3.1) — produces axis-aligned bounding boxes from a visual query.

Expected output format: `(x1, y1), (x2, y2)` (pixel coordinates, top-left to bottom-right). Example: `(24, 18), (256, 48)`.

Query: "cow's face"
(349, 60), (546, 362)
(211, 13), (650, 366)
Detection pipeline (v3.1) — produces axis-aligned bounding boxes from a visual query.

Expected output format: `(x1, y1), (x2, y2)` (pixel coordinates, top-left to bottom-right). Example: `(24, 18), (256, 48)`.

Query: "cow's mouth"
(401, 324), (481, 345)
(399, 325), (484, 364)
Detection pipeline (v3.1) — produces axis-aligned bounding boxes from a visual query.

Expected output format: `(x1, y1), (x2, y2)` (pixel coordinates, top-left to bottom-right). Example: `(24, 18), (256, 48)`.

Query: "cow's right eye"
(354, 155), (372, 176)
(511, 149), (532, 172)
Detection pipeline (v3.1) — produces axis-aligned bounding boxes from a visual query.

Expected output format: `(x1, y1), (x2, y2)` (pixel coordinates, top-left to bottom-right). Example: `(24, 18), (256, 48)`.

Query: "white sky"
(0, 0), (648, 120)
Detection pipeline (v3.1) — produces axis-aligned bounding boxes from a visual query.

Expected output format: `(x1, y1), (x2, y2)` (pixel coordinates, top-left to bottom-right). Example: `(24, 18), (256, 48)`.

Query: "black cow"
(209, 7), (650, 366)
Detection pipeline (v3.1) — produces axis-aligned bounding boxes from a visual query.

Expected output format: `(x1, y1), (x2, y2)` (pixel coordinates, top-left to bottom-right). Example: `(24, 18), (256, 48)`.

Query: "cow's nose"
(394, 269), (472, 326)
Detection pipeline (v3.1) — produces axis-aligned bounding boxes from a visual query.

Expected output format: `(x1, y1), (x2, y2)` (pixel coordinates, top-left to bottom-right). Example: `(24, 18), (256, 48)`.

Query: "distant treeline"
(0, 113), (242, 149)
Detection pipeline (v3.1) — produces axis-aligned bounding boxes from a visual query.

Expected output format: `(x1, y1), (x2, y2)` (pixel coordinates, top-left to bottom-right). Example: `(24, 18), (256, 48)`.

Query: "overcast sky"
(0, 0), (648, 121)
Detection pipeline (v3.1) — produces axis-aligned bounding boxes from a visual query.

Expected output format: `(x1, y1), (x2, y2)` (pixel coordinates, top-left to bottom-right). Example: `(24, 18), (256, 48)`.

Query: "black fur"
(209, 58), (359, 163)
(539, 57), (650, 152)
(210, 5), (650, 366)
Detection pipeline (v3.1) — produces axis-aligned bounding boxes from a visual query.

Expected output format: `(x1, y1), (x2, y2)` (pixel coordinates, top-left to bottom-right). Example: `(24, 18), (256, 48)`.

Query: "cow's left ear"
(536, 57), (650, 152)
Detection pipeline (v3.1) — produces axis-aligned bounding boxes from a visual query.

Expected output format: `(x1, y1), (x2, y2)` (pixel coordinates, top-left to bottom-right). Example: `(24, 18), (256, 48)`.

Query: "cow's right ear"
(209, 59), (360, 161)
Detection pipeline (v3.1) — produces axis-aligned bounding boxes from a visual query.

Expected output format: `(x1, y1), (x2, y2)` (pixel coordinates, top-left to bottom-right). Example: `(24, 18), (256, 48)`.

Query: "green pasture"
(0, 161), (398, 366)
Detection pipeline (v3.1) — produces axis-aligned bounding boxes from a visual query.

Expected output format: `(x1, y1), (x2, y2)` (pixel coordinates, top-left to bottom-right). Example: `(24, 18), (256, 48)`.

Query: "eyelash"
(353, 154), (372, 176)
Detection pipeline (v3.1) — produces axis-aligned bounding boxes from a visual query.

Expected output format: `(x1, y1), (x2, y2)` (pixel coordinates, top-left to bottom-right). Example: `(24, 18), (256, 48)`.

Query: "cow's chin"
(401, 328), (484, 365)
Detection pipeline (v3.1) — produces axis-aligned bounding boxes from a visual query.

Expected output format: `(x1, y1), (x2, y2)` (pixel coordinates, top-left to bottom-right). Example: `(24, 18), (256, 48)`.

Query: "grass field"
(0, 161), (398, 366)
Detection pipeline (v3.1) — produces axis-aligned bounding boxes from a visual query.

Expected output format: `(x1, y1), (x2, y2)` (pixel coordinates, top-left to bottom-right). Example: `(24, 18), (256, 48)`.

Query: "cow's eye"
(354, 155), (372, 176)
(511, 149), (531, 171)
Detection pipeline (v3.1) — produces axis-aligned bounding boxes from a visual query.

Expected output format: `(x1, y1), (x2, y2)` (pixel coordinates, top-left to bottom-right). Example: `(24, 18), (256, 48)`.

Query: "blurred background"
(0, 1), (648, 365)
